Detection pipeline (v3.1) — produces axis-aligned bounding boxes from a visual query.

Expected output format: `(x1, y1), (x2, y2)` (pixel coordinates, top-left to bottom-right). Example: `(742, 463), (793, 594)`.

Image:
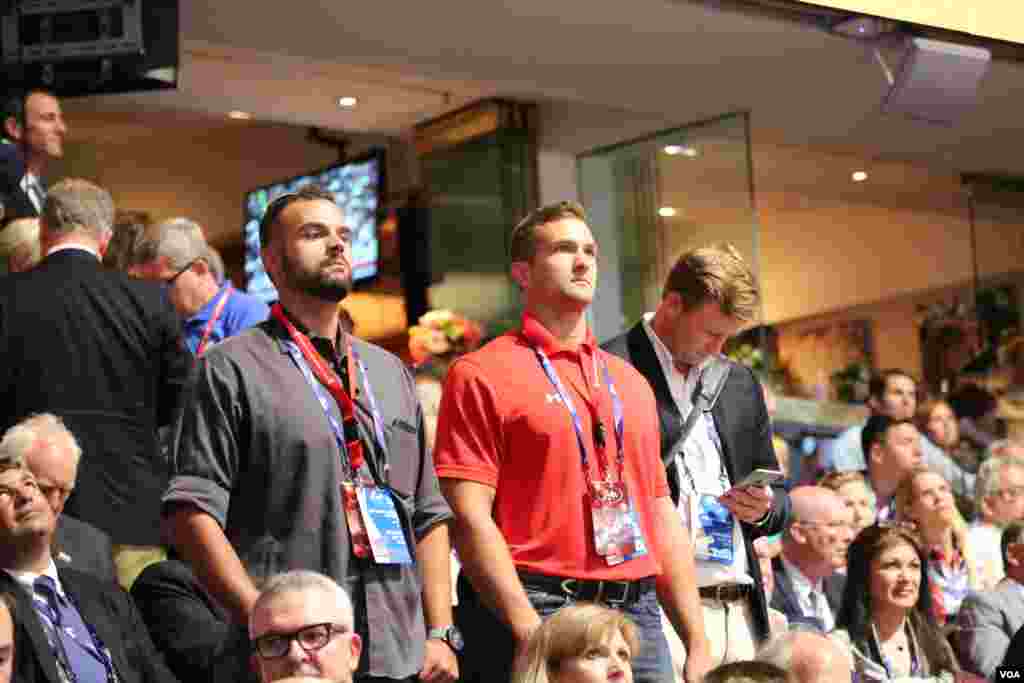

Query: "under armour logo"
(545, 393), (562, 404)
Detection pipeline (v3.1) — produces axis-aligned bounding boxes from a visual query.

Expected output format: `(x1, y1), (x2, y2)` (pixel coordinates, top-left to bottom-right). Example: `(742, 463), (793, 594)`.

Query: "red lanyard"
(196, 286), (233, 357)
(271, 304), (364, 470)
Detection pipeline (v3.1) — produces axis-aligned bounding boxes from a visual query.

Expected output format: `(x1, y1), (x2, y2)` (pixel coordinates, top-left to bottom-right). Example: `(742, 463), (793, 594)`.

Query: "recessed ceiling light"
(227, 110), (251, 120)
(658, 207), (677, 217)
(852, 170), (868, 182)
(337, 96), (358, 108)
(663, 145), (699, 158)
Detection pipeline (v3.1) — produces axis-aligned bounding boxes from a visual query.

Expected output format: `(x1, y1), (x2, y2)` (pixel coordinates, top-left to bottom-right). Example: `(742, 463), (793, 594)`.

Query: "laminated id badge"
(355, 485), (414, 565)
(591, 481), (644, 566)
(341, 481), (373, 558)
(691, 492), (735, 565)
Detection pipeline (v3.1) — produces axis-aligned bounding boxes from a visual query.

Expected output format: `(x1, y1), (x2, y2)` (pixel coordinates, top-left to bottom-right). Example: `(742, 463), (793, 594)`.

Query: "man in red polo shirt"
(433, 201), (711, 683)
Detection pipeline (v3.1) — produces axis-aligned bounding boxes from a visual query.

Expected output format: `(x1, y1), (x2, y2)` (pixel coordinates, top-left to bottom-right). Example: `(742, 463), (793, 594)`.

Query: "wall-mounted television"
(242, 150), (384, 304)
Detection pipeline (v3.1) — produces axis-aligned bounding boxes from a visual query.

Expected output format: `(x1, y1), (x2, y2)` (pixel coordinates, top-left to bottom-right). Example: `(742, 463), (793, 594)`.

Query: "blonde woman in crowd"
(512, 603), (639, 683)
(894, 467), (981, 626)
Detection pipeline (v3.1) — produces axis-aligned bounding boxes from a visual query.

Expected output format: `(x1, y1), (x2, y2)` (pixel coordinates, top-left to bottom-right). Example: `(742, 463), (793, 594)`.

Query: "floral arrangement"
(408, 310), (484, 367)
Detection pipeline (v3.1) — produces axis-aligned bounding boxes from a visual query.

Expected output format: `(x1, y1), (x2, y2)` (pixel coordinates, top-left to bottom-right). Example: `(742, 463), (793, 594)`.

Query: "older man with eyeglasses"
(968, 453), (1024, 590)
(132, 217), (268, 357)
(770, 486), (854, 632)
(957, 521), (1024, 678)
(250, 571), (362, 683)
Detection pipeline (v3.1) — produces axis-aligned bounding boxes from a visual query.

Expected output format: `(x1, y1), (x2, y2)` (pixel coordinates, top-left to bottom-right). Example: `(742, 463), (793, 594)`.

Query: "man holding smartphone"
(603, 243), (790, 671)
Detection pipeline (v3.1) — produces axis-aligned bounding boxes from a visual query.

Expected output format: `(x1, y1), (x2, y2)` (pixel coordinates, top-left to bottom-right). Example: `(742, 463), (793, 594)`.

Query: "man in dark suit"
(770, 486), (851, 632)
(603, 243), (789, 668)
(957, 521), (1024, 678)
(0, 178), (192, 588)
(13, 413), (117, 583)
(131, 559), (256, 683)
(0, 88), (66, 223)
(0, 427), (179, 683)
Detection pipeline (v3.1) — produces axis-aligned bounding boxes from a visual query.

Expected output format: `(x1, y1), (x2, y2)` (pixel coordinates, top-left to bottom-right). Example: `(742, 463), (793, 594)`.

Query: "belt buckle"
(711, 584), (729, 602)
(602, 580), (631, 606)
(560, 578), (579, 598)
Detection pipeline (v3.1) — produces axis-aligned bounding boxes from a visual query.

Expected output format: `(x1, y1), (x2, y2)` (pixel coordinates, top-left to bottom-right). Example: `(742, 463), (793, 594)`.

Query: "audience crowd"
(0, 86), (1023, 683)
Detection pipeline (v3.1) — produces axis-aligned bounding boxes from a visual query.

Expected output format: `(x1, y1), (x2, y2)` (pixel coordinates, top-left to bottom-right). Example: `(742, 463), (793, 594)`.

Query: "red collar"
(519, 312), (596, 357)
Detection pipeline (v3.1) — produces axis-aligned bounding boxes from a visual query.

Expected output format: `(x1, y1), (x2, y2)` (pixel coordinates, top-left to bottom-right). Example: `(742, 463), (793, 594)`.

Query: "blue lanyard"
(534, 347), (625, 478)
(283, 341), (389, 481)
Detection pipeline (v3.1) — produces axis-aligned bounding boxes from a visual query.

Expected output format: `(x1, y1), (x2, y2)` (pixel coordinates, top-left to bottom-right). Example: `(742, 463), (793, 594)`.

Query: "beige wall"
(55, 112), (392, 249)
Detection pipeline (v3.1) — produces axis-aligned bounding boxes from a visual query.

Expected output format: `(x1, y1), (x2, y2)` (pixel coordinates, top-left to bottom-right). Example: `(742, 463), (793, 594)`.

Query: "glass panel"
(577, 113), (757, 342)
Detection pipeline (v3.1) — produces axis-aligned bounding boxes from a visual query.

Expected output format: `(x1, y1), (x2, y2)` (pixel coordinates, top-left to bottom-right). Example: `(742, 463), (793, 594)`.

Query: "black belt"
(698, 583), (752, 603)
(518, 571), (656, 607)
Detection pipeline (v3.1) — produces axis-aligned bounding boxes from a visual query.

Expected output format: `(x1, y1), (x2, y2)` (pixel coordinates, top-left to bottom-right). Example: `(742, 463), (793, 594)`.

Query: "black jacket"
(769, 556), (846, 630)
(0, 249), (192, 544)
(0, 566), (180, 683)
(602, 321), (790, 642)
(53, 515), (117, 585)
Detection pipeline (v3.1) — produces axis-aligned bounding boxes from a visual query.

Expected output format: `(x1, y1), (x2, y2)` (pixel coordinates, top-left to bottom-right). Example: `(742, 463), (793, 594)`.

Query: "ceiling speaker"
(883, 37), (991, 126)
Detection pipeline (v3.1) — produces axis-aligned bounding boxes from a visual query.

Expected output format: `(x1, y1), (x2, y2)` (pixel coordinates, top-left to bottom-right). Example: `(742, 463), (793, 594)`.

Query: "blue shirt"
(183, 283), (269, 356)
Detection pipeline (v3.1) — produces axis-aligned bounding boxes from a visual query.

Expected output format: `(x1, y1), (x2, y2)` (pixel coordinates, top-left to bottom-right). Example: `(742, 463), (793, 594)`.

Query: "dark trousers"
(455, 573), (672, 683)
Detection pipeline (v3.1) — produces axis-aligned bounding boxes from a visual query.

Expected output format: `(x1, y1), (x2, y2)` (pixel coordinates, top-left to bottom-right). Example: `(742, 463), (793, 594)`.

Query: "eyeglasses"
(163, 259), (198, 288)
(253, 622), (350, 659)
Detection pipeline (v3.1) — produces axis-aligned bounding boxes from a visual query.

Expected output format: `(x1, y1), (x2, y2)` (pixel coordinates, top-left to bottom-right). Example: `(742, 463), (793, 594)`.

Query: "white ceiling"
(63, 0), (1024, 175)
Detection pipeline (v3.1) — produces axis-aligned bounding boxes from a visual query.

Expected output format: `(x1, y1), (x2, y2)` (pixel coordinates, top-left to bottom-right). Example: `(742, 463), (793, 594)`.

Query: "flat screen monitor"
(242, 151), (384, 304)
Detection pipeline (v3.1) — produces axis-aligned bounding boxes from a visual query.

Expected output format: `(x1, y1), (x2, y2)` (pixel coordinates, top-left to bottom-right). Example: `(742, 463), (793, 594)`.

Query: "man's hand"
(419, 639), (459, 683)
(682, 642), (713, 683)
(718, 484), (773, 524)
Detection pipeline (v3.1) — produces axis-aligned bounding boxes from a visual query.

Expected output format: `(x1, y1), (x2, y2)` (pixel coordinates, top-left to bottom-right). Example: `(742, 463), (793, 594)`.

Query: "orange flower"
(408, 309), (485, 366)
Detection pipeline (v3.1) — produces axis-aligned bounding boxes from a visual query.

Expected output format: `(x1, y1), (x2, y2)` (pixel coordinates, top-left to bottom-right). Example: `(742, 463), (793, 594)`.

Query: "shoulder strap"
(661, 357), (731, 468)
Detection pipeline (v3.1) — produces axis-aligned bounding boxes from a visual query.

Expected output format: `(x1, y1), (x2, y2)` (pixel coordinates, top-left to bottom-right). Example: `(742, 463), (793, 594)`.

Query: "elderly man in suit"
(14, 413), (117, 583)
(603, 243), (790, 670)
(0, 178), (192, 589)
(770, 487), (852, 631)
(957, 521), (1024, 678)
(0, 417), (179, 683)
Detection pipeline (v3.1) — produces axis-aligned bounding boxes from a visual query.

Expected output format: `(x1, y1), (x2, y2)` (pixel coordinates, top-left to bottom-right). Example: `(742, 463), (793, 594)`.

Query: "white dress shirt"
(4, 558), (68, 600)
(641, 312), (753, 587)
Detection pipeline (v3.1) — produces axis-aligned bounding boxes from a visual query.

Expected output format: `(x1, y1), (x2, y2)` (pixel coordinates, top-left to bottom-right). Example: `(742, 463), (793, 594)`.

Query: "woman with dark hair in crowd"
(831, 523), (960, 681)
(917, 398), (983, 477)
(512, 603), (639, 683)
(894, 466), (981, 626)
(947, 383), (999, 452)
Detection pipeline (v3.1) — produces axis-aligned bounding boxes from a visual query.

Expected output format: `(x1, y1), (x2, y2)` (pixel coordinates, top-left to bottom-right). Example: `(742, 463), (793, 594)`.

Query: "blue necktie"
(33, 576), (112, 683)
(33, 575), (63, 626)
